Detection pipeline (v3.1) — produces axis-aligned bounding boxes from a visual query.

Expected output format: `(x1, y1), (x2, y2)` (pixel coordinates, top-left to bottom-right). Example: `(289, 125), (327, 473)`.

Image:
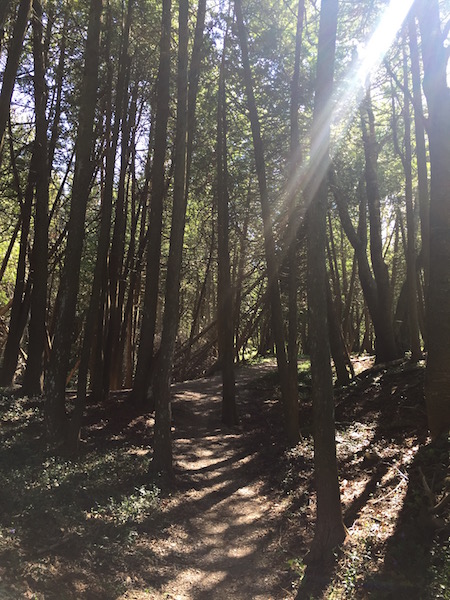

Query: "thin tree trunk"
(0, 151), (36, 386)
(408, 13), (429, 339)
(235, 0), (299, 447)
(0, 123), (23, 285)
(327, 280), (351, 386)
(0, 0), (32, 160)
(287, 0), (305, 402)
(401, 39), (421, 361)
(152, 0), (189, 475)
(332, 172), (399, 363)
(132, 0), (171, 406)
(185, 0), (206, 193)
(216, 16), (238, 426)
(103, 80), (134, 395)
(22, 0), (49, 396)
(47, 11), (67, 174)
(184, 230), (214, 373)
(44, 0), (103, 445)
(66, 18), (131, 451)
(342, 251), (357, 348)
(360, 89), (399, 362)
(234, 187), (251, 361)
(102, 2), (133, 396)
(305, 0), (346, 562)
(416, 1), (450, 439)
(0, 215), (21, 285)
(86, 7), (115, 402)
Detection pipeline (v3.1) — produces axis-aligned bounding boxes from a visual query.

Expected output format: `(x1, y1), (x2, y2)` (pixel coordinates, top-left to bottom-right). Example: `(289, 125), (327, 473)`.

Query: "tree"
(287, 0), (305, 401)
(22, 0), (49, 396)
(235, 0), (299, 447)
(0, 152), (34, 387)
(100, 0), (134, 398)
(305, 0), (346, 562)
(216, 12), (238, 427)
(360, 87), (399, 363)
(416, 0), (450, 439)
(132, 0), (171, 407)
(0, 0), (32, 161)
(408, 13), (429, 302)
(44, 0), (103, 445)
(152, 0), (189, 475)
(400, 36), (421, 362)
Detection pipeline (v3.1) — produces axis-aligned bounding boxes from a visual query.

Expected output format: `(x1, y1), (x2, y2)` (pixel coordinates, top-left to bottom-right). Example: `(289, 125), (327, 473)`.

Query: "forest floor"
(0, 357), (448, 599)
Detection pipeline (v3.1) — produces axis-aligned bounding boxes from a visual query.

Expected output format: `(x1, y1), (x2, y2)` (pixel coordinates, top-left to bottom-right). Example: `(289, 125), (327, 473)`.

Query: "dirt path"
(124, 363), (297, 600)
(1, 359), (442, 599)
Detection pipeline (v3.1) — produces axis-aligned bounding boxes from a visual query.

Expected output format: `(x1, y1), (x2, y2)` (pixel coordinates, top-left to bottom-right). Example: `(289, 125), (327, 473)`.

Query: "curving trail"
(122, 364), (297, 600)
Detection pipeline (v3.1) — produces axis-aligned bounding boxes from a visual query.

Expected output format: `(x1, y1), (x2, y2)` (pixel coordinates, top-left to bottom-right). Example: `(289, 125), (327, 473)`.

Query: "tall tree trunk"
(44, 0), (103, 445)
(233, 187), (251, 361)
(216, 17), (238, 426)
(416, 0), (450, 439)
(0, 0), (32, 160)
(305, 0), (346, 562)
(408, 13), (429, 338)
(48, 11), (67, 175)
(401, 39), (421, 361)
(132, 0), (171, 406)
(102, 0), (133, 396)
(360, 89), (399, 362)
(152, 0), (189, 475)
(22, 0), (49, 396)
(177, 0), (206, 379)
(185, 0), (206, 193)
(332, 170), (399, 363)
(66, 8), (134, 452)
(327, 281), (351, 387)
(235, 0), (299, 447)
(0, 158), (35, 386)
(87, 7), (117, 402)
(0, 215), (21, 285)
(287, 0), (305, 404)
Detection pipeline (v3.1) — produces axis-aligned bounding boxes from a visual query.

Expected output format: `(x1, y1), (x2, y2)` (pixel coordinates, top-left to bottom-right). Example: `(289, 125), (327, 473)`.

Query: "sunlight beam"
(284, 0), (416, 223)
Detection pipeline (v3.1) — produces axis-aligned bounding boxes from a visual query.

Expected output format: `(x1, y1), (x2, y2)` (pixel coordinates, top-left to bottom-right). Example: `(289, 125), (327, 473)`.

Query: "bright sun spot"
(356, 0), (416, 85)
(330, 0), (416, 146)
(285, 0), (416, 216)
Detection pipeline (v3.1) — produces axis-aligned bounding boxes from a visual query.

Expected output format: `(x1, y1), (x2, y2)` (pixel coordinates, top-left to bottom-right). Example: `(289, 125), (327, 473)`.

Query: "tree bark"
(65, 6), (135, 452)
(132, 0), (171, 406)
(22, 0), (49, 396)
(0, 0), (32, 160)
(287, 0), (305, 407)
(401, 39), (421, 361)
(360, 89), (399, 362)
(48, 10), (67, 173)
(44, 0), (103, 445)
(416, 0), (450, 439)
(0, 151), (36, 386)
(152, 0), (189, 475)
(216, 17), (238, 426)
(102, 1), (133, 396)
(408, 13), (429, 300)
(332, 172), (399, 363)
(305, 0), (346, 562)
(327, 281), (351, 387)
(235, 0), (299, 447)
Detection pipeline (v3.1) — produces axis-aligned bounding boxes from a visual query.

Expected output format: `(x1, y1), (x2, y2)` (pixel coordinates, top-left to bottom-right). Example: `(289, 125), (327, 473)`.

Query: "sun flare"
(356, 0), (416, 84)
(285, 0), (416, 213)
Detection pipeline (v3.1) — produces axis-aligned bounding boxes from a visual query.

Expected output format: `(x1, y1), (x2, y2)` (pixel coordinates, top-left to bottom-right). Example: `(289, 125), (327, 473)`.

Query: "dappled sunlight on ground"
(0, 359), (447, 599)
